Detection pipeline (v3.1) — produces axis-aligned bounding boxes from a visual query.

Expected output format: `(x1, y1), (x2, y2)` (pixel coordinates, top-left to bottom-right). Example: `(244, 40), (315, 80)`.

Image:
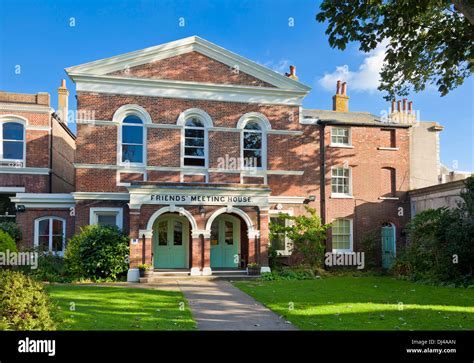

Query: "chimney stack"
(390, 98), (416, 123)
(57, 79), (69, 123)
(285, 65), (298, 80)
(332, 80), (349, 112)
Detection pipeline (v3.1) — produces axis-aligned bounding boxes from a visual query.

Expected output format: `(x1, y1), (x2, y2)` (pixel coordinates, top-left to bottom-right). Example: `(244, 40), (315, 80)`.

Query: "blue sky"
(0, 0), (472, 171)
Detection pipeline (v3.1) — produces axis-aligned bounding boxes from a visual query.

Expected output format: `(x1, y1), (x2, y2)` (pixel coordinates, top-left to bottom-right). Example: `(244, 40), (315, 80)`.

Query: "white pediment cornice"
(65, 35), (311, 93)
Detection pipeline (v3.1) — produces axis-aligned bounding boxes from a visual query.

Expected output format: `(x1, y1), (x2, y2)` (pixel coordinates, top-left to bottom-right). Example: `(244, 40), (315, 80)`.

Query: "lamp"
(198, 205), (205, 217)
(304, 195), (316, 204)
(16, 205), (26, 213)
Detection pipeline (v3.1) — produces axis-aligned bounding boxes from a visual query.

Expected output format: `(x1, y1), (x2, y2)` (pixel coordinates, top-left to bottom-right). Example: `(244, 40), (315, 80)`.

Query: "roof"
(302, 109), (411, 128)
(65, 36), (311, 92)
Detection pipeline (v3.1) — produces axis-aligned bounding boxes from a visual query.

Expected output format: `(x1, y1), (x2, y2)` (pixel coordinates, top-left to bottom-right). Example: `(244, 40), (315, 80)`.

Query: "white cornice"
(0, 167), (50, 175)
(65, 35), (311, 92)
(0, 104), (51, 114)
(11, 193), (75, 209)
(71, 73), (307, 106)
(72, 192), (130, 201)
(268, 196), (306, 204)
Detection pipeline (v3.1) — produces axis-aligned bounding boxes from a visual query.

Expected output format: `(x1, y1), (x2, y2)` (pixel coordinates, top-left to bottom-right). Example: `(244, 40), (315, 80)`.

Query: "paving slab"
(177, 280), (297, 330)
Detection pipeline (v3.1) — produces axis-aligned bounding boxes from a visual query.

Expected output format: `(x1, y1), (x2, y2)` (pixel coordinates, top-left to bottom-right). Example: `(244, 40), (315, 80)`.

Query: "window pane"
(123, 115), (143, 124)
(122, 144), (143, 163)
(52, 235), (64, 252)
(38, 220), (49, 235)
(38, 235), (49, 250)
(97, 214), (117, 227)
(122, 125), (143, 144)
(243, 132), (262, 149)
(52, 219), (63, 234)
(185, 129), (204, 138)
(225, 221), (233, 245)
(184, 147), (205, 157)
(184, 157), (205, 167)
(185, 118), (203, 127)
(3, 141), (23, 160)
(173, 221), (183, 246)
(244, 121), (261, 130)
(3, 122), (23, 140)
(185, 137), (204, 147)
(243, 150), (262, 167)
(158, 221), (167, 246)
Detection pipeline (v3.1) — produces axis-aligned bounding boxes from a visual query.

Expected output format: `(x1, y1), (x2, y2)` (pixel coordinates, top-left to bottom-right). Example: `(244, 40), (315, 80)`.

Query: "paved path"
(177, 280), (297, 330)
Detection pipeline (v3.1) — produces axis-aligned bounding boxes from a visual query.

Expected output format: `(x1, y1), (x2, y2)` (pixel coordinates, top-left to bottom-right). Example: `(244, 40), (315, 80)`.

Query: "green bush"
(0, 222), (21, 243)
(0, 270), (55, 330)
(260, 267), (315, 281)
(64, 225), (129, 281)
(0, 229), (17, 254)
(393, 176), (474, 286)
(359, 232), (378, 269)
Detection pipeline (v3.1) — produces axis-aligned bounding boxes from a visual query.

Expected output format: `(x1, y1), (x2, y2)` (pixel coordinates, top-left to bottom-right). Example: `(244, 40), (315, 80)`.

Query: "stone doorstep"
(139, 274), (260, 283)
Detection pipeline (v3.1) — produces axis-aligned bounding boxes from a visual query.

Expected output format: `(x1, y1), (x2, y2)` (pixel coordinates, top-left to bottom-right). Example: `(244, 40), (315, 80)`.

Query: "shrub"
(269, 207), (330, 270)
(64, 225), (129, 281)
(359, 232), (378, 269)
(0, 222), (21, 243)
(260, 267), (315, 281)
(393, 176), (474, 286)
(0, 270), (55, 330)
(0, 229), (17, 254)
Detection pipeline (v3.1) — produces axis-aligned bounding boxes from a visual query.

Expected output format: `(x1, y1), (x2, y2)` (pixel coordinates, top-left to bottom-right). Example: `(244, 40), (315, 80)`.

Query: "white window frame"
(331, 218), (353, 253)
(330, 126), (351, 147)
(269, 209), (294, 256)
(0, 118), (26, 166)
(331, 166), (352, 198)
(113, 105), (151, 168)
(177, 108), (213, 170)
(89, 207), (123, 230)
(34, 217), (66, 255)
(237, 113), (271, 171)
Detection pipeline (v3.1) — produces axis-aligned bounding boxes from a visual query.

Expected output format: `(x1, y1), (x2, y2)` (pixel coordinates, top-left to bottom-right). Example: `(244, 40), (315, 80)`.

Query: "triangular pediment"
(65, 36), (310, 91)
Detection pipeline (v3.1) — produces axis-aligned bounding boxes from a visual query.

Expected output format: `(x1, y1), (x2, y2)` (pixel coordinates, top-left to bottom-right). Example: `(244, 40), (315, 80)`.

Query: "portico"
(126, 182), (271, 282)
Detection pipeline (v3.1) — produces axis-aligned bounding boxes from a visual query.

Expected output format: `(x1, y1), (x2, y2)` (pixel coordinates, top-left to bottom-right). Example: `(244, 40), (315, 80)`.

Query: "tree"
(316, 1), (473, 100)
(269, 207), (331, 270)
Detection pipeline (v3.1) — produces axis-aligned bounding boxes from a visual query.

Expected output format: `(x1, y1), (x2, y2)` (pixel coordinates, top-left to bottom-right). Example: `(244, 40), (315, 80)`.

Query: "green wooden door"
(381, 224), (396, 269)
(210, 215), (240, 268)
(153, 215), (189, 269)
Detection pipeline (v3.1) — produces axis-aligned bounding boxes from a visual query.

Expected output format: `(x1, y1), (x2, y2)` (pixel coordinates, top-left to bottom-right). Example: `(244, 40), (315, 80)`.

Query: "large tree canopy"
(316, 0), (473, 100)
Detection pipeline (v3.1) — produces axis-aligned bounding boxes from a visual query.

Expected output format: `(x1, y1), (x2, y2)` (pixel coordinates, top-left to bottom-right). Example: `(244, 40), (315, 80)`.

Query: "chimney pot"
(341, 82), (347, 95)
(391, 100), (396, 113)
(336, 80), (341, 95)
(408, 101), (413, 113)
(60, 79), (66, 88)
(397, 100), (401, 112)
(290, 65), (296, 76)
(403, 98), (407, 112)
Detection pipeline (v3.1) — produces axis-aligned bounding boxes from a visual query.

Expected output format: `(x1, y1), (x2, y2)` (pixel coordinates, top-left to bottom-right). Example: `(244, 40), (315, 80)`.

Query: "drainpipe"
(49, 113), (53, 193)
(256, 206), (261, 264)
(319, 122), (326, 225)
(200, 233), (204, 271)
(319, 122), (328, 269)
(141, 233), (146, 264)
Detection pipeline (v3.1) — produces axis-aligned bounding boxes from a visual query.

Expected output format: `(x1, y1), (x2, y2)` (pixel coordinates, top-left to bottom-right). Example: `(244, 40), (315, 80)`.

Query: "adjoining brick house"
(0, 89), (76, 252)
(5, 36), (435, 280)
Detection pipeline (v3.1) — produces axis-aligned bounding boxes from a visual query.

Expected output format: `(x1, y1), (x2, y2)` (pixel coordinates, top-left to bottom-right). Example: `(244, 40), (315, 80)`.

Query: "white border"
(89, 207), (124, 230)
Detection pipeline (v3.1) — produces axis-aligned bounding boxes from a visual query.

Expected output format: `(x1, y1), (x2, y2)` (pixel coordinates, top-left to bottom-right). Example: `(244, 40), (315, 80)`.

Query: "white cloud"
(259, 59), (291, 74)
(318, 42), (387, 93)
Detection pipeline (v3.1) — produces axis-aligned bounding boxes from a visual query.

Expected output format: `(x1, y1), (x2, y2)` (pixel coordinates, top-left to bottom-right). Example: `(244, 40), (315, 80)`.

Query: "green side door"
(381, 225), (396, 269)
(154, 215), (189, 269)
(210, 215), (240, 268)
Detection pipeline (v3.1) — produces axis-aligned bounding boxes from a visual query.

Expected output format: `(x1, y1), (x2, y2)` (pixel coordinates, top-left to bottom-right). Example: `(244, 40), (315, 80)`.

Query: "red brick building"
(5, 36), (415, 280)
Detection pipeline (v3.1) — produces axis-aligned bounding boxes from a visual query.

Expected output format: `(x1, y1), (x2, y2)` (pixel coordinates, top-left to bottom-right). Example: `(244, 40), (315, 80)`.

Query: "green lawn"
(234, 276), (474, 330)
(45, 285), (196, 330)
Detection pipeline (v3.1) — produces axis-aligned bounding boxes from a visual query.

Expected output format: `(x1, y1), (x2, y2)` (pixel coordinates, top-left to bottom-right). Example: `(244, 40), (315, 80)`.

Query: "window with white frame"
(243, 121), (264, 169)
(0, 121), (25, 163)
(121, 115), (144, 164)
(184, 117), (206, 167)
(331, 166), (351, 196)
(269, 211), (293, 256)
(331, 127), (350, 146)
(90, 208), (123, 230)
(34, 217), (66, 254)
(332, 219), (352, 252)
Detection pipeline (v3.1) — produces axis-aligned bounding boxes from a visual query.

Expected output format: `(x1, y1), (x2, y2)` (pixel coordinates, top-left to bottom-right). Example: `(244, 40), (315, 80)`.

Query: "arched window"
(184, 117), (206, 167)
(243, 121), (263, 168)
(177, 108), (212, 168)
(34, 217), (66, 254)
(121, 115), (144, 164)
(113, 105), (151, 167)
(0, 121), (25, 163)
(238, 113), (270, 170)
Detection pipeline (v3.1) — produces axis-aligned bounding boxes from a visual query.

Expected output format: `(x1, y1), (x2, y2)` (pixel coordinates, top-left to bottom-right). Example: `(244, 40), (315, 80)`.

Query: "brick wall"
(108, 51), (275, 88)
(51, 117), (76, 193)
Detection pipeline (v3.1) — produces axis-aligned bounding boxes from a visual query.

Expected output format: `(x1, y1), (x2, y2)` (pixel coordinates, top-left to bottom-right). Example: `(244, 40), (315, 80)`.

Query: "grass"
(234, 276), (474, 330)
(45, 284), (196, 330)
